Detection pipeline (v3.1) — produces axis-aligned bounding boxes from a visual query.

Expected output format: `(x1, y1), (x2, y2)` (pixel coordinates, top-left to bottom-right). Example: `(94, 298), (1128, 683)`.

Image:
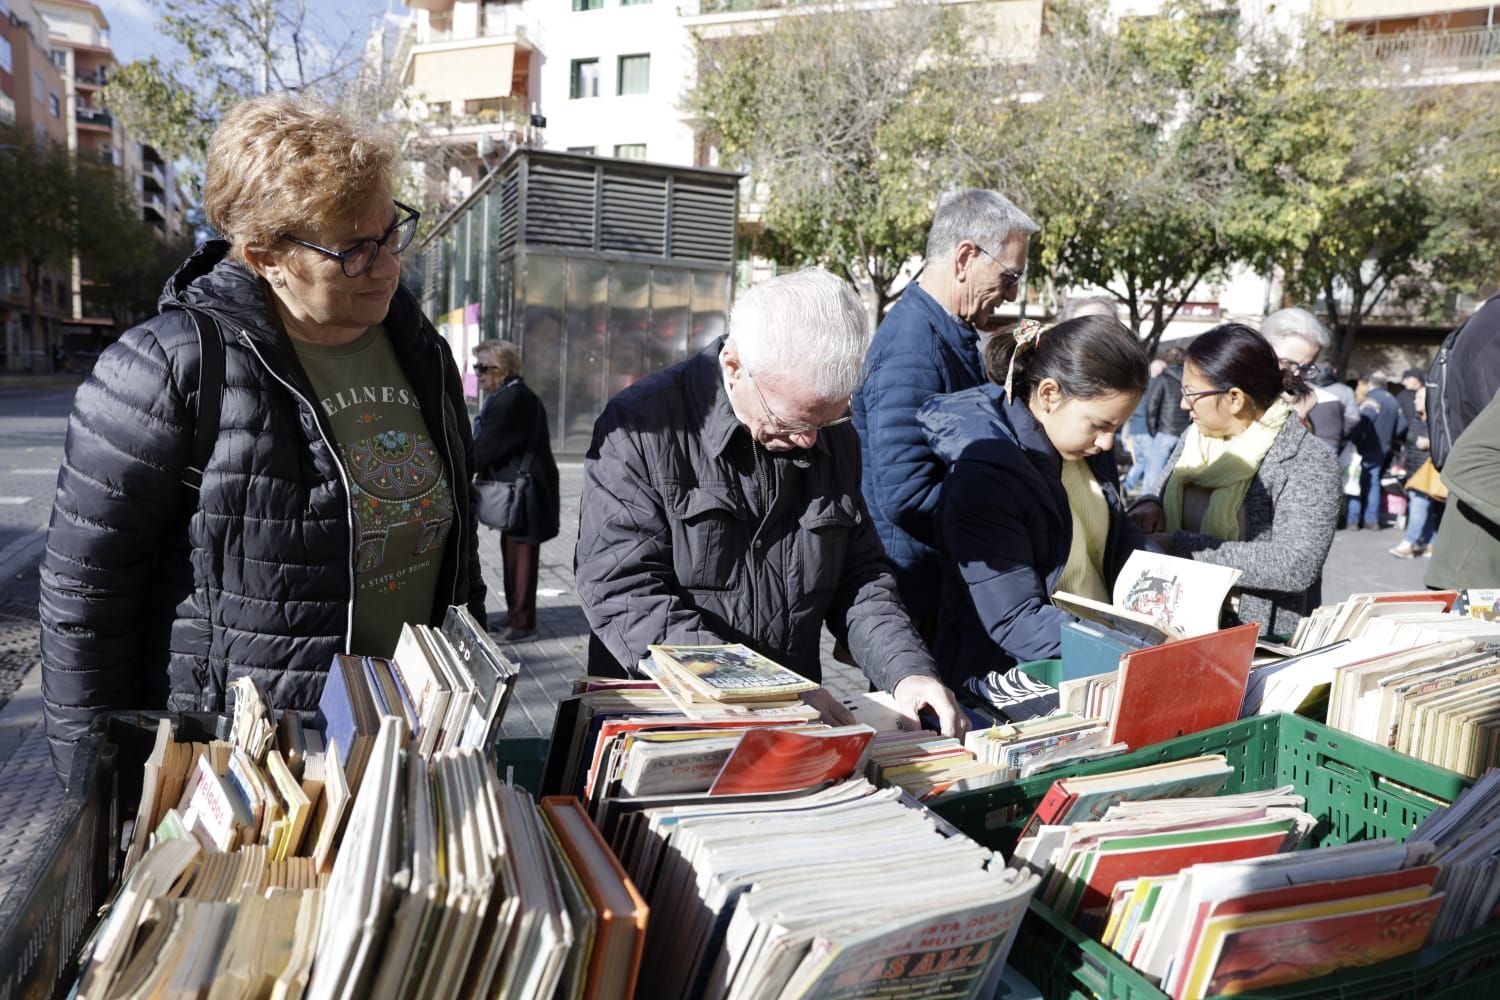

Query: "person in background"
(472, 339), (560, 641)
(1426, 389), (1500, 590)
(576, 269), (968, 737)
(1134, 325), (1340, 637)
(920, 316), (1151, 718)
(1347, 371), (1408, 530)
(38, 96), (486, 777)
(1389, 384), (1444, 559)
(1141, 345), (1190, 492)
(1261, 307), (1352, 454)
(1393, 367), (1424, 451)
(851, 189), (1038, 639)
(1122, 358), (1166, 493)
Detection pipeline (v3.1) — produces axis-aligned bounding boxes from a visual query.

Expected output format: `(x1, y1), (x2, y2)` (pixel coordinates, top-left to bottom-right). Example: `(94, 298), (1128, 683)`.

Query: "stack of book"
(1248, 592), (1500, 774)
(1410, 768), (1500, 944)
(78, 717), (651, 999)
(866, 728), (1012, 801)
(1101, 839), (1442, 999)
(964, 714), (1127, 782)
(620, 776), (1040, 999)
(638, 642), (820, 716)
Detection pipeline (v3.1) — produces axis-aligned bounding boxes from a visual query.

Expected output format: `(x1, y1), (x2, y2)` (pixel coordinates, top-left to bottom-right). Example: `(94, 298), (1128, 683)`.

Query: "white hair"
(925, 189), (1039, 262)
(1262, 307), (1330, 353)
(1058, 295), (1119, 322)
(726, 268), (869, 401)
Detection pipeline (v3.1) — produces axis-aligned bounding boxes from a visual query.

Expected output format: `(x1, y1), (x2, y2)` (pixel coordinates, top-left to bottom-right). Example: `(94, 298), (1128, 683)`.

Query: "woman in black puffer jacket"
(38, 96), (486, 779)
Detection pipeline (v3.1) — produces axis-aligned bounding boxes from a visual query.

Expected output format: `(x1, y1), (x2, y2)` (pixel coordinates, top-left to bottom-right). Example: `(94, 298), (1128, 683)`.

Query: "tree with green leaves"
(976, 0), (1244, 353)
(1216, 28), (1494, 370)
(0, 126), (81, 349)
(105, 0), (367, 188)
(689, 3), (990, 320)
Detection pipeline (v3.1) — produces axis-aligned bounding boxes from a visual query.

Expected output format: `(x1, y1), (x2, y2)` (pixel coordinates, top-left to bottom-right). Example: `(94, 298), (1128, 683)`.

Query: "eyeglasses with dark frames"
(744, 369), (852, 436)
(282, 200), (422, 278)
(973, 243), (1026, 289)
(1277, 357), (1317, 378)
(1182, 386), (1227, 406)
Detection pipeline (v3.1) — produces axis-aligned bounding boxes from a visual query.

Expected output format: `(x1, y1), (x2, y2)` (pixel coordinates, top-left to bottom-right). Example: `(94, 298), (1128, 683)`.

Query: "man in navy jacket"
(851, 190), (1038, 634)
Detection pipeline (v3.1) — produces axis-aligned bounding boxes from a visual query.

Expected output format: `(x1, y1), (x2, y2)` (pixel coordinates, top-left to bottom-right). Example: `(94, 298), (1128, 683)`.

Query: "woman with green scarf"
(1132, 324), (1341, 637)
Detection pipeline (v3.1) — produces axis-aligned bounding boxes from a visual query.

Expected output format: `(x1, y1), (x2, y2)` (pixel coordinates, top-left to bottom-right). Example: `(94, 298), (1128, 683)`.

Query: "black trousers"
(501, 533), (540, 631)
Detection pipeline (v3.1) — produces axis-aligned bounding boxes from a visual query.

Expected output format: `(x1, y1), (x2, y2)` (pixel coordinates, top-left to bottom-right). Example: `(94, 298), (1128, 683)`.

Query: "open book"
(1053, 551), (1241, 643)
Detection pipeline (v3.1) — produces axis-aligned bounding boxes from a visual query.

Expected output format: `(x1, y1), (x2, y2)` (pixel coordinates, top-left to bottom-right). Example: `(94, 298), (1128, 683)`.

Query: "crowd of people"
(34, 97), (1500, 779)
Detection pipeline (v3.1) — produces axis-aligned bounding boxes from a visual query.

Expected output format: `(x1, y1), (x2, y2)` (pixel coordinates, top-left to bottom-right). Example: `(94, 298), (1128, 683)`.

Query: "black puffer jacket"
(39, 242), (486, 776)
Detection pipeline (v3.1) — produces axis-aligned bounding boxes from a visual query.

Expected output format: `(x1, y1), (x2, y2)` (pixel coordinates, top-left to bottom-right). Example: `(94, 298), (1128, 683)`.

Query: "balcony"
(142, 159), (166, 191)
(142, 191), (166, 221)
(1355, 26), (1500, 73)
(75, 68), (108, 89)
(75, 106), (113, 129)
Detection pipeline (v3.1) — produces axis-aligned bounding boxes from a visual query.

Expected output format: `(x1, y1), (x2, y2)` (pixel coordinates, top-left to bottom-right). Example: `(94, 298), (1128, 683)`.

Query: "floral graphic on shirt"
(342, 429), (454, 575)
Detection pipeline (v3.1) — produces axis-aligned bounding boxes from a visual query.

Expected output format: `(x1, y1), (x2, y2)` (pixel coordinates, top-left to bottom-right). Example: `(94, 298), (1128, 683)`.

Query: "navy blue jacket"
(851, 283), (986, 621)
(1351, 386), (1408, 466)
(919, 384), (1149, 686)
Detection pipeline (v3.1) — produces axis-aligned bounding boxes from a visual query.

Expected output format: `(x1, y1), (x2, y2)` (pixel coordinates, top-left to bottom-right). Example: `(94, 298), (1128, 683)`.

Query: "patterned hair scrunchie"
(1004, 319), (1047, 402)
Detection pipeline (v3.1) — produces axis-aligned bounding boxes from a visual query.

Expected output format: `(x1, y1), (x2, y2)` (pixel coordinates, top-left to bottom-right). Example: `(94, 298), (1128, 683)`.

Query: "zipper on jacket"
(239, 331), (358, 652)
(434, 342), (462, 609)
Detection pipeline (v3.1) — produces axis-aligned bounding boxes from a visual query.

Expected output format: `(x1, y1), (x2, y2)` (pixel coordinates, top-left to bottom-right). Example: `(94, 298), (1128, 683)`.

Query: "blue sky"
(100, 0), (404, 67)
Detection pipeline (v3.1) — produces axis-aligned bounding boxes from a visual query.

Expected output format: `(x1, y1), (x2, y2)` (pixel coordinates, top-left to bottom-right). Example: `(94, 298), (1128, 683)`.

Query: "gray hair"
(925, 189), (1039, 261)
(1058, 295), (1118, 322)
(1261, 307), (1330, 354)
(726, 268), (869, 401)
(474, 338), (522, 378)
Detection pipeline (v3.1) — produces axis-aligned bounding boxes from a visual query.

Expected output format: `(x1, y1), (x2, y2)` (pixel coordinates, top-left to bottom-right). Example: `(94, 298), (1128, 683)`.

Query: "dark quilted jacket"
(39, 241), (486, 777)
(575, 339), (939, 692)
(850, 283), (986, 621)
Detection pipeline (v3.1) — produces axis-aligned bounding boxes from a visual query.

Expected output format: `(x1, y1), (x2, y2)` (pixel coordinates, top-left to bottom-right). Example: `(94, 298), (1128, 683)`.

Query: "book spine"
(1019, 782), (1075, 840)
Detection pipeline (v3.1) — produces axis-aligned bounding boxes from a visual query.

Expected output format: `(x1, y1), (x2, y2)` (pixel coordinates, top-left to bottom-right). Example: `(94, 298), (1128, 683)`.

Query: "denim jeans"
(1402, 490), (1445, 547)
(1122, 433), (1153, 491)
(1142, 432), (1181, 496)
(1345, 463), (1383, 527)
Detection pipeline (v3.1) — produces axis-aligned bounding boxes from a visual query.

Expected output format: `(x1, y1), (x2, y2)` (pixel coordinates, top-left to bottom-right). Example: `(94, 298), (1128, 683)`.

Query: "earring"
(270, 277), (285, 288)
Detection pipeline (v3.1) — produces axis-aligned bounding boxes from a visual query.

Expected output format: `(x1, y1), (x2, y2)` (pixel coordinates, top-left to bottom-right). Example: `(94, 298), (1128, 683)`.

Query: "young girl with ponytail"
(1131, 323), (1341, 638)
(918, 314), (1152, 718)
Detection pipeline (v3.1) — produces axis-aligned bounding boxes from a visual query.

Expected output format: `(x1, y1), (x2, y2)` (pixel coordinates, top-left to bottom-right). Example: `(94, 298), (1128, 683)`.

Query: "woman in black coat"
(472, 340), (561, 640)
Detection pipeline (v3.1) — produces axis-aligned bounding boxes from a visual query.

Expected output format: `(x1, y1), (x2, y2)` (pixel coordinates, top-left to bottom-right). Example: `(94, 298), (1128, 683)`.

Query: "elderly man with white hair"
(575, 268), (967, 736)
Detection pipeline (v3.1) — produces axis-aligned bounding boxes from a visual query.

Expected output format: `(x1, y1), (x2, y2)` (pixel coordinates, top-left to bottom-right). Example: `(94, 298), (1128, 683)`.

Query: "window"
(621, 0), (652, 5)
(0, 0), (9, 16)
(567, 145), (597, 155)
(50, 94), (60, 118)
(614, 143), (646, 160)
(34, 71), (45, 103)
(50, 50), (65, 70)
(0, 36), (11, 75)
(570, 59), (599, 99)
(481, 0), (511, 35)
(617, 54), (649, 95)
(572, 0), (602, 9)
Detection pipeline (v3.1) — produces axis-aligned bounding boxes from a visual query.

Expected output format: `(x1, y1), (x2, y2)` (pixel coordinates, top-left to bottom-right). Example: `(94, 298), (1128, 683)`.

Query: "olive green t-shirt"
(292, 325), (455, 657)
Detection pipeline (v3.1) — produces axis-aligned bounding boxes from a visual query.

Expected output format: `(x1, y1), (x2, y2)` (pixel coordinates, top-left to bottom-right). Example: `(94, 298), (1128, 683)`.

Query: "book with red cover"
(540, 796), (650, 1000)
(1172, 864), (1442, 993)
(1371, 590), (1457, 611)
(1199, 893), (1443, 997)
(1070, 820), (1294, 919)
(708, 725), (875, 796)
(1108, 623), (1258, 751)
(1019, 779), (1081, 840)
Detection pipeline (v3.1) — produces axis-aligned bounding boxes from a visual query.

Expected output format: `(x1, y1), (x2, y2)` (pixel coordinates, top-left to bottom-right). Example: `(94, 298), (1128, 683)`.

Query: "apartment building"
(1, 0), (72, 371)
(398, 0), (542, 207)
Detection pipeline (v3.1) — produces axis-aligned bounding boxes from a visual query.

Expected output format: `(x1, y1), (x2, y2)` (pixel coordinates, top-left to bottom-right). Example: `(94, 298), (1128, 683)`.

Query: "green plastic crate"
(933, 712), (1500, 999)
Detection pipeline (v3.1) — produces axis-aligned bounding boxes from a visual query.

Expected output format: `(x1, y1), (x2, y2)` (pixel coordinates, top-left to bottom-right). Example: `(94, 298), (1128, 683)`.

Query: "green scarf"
(1164, 399), (1293, 541)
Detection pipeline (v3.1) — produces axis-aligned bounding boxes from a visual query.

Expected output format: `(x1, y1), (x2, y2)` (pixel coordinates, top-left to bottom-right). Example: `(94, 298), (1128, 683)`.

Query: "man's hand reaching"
(893, 675), (969, 739)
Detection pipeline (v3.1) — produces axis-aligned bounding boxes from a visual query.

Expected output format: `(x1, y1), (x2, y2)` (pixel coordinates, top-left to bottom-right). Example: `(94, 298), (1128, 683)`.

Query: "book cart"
(931, 711), (1500, 1000)
(0, 711), (551, 999)
(6, 712), (1499, 999)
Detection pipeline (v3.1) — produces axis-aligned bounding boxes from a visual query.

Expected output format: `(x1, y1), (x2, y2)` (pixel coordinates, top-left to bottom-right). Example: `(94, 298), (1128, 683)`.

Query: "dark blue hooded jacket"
(919, 383), (1148, 685)
(851, 283), (986, 621)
